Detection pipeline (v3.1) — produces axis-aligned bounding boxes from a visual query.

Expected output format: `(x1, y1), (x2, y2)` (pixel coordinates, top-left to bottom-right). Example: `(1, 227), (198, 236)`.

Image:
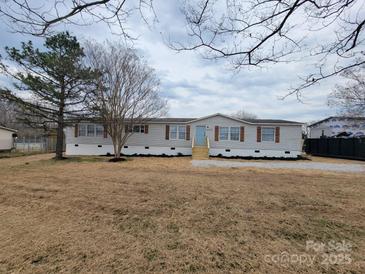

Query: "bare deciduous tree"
(86, 42), (167, 159)
(0, 0), (154, 37)
(328, 66), (365, 116)
(172, 0), (365, 96)
(231, 109), (257, 120)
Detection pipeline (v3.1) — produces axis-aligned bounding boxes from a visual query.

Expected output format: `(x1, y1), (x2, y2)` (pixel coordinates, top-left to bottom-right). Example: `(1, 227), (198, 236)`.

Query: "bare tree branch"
(172, 0), (365, 95)
(0, 0), (154, 37)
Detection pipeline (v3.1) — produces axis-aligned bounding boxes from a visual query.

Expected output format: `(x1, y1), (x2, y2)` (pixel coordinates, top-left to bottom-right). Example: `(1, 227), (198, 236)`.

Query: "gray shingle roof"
(145, 118), (196, 123)
(79, 113), (302, 125)
(244, 118), (301, 124)
(147, 117), (301, 124)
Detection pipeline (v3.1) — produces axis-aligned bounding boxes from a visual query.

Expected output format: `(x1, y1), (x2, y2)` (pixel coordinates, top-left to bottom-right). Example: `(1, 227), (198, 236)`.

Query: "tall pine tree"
(0, 32), (97, 159)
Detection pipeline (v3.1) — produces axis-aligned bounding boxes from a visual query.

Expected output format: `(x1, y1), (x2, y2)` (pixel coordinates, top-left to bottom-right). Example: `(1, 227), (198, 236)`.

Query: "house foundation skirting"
(66, 144), (301, 158)
(66, 144), (192, 156)
(209, 148), (301, 158)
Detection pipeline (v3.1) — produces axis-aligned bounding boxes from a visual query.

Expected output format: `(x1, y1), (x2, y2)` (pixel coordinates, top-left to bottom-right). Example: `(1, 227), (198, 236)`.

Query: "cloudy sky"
(0, 0), (345, 123)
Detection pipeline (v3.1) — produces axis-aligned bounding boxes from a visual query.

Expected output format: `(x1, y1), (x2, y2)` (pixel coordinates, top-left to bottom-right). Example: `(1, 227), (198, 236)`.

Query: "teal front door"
(195, 126), (206, 146)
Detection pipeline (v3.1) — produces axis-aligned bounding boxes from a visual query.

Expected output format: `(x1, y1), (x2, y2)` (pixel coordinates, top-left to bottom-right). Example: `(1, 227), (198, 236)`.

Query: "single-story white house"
(65, 113), (303, 158)
(0, 125), (17, 151)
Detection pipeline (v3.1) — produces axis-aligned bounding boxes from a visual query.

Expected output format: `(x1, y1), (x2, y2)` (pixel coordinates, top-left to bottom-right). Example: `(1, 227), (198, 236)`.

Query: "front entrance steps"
(192, 146), (209, 160)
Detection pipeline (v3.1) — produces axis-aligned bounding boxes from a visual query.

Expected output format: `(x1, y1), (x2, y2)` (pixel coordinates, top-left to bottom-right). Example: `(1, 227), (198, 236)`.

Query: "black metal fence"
(304, 138), (365, 160)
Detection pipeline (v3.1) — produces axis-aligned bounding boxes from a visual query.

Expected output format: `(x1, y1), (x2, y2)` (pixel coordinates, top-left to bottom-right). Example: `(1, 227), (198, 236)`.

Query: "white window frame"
(78, 124), (87, 137)
(132, 125), (145, 133)
(169, 125), (186, 140)
(230, 127), (240, 141)
(79, 124), (105, 137)
(219, 126), (240, 141)
(178, 126), (186, 140)
(133, 125), (141, 133)
(95, 125), (104, 137)
(219, 127), (229, 141)
(262, 127), (275, 142)
(87, 124), (95, 137)
(170, 125), (178, 140)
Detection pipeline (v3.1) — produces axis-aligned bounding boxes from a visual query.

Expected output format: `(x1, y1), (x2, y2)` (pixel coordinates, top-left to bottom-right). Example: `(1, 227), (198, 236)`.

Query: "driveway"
(192, 159), (365, 173)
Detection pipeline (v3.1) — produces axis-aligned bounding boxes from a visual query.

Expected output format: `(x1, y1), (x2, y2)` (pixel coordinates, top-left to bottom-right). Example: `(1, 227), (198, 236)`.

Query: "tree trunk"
(55, 120), (64, 160)
(110, 126), (126, 159)
(115, 143), (121, 159)
(117, 143), (122, 158)
(112, 135), (120, 159)
(55, 81), (65, 160)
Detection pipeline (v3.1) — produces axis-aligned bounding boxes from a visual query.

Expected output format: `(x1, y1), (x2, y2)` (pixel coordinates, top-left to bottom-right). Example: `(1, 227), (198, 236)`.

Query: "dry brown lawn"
(0, 154), (364, 273)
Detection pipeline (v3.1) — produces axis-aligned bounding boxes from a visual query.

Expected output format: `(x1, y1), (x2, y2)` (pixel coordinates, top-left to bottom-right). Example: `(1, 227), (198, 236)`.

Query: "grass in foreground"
(0, 154), (364, 273)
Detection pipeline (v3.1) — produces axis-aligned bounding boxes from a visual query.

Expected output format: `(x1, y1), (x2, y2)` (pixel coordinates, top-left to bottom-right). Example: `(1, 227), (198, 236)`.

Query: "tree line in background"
(0, 32), (167, 160)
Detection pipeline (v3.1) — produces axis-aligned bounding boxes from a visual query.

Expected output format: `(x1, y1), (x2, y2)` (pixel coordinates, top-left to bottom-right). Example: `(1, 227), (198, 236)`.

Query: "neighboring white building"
(0, 126), (17, 151)
(308, 116), (365, 138)
(64, 113), (303, 158)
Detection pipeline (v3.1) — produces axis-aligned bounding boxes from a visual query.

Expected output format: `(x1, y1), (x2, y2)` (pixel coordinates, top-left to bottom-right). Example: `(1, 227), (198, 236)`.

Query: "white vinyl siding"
(0, 128), (15, 150)
(190, 115), (302, 151)
(65, 115), (302, 155)
(262, 127), (275, 142)
(68, 123), (191, 147)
